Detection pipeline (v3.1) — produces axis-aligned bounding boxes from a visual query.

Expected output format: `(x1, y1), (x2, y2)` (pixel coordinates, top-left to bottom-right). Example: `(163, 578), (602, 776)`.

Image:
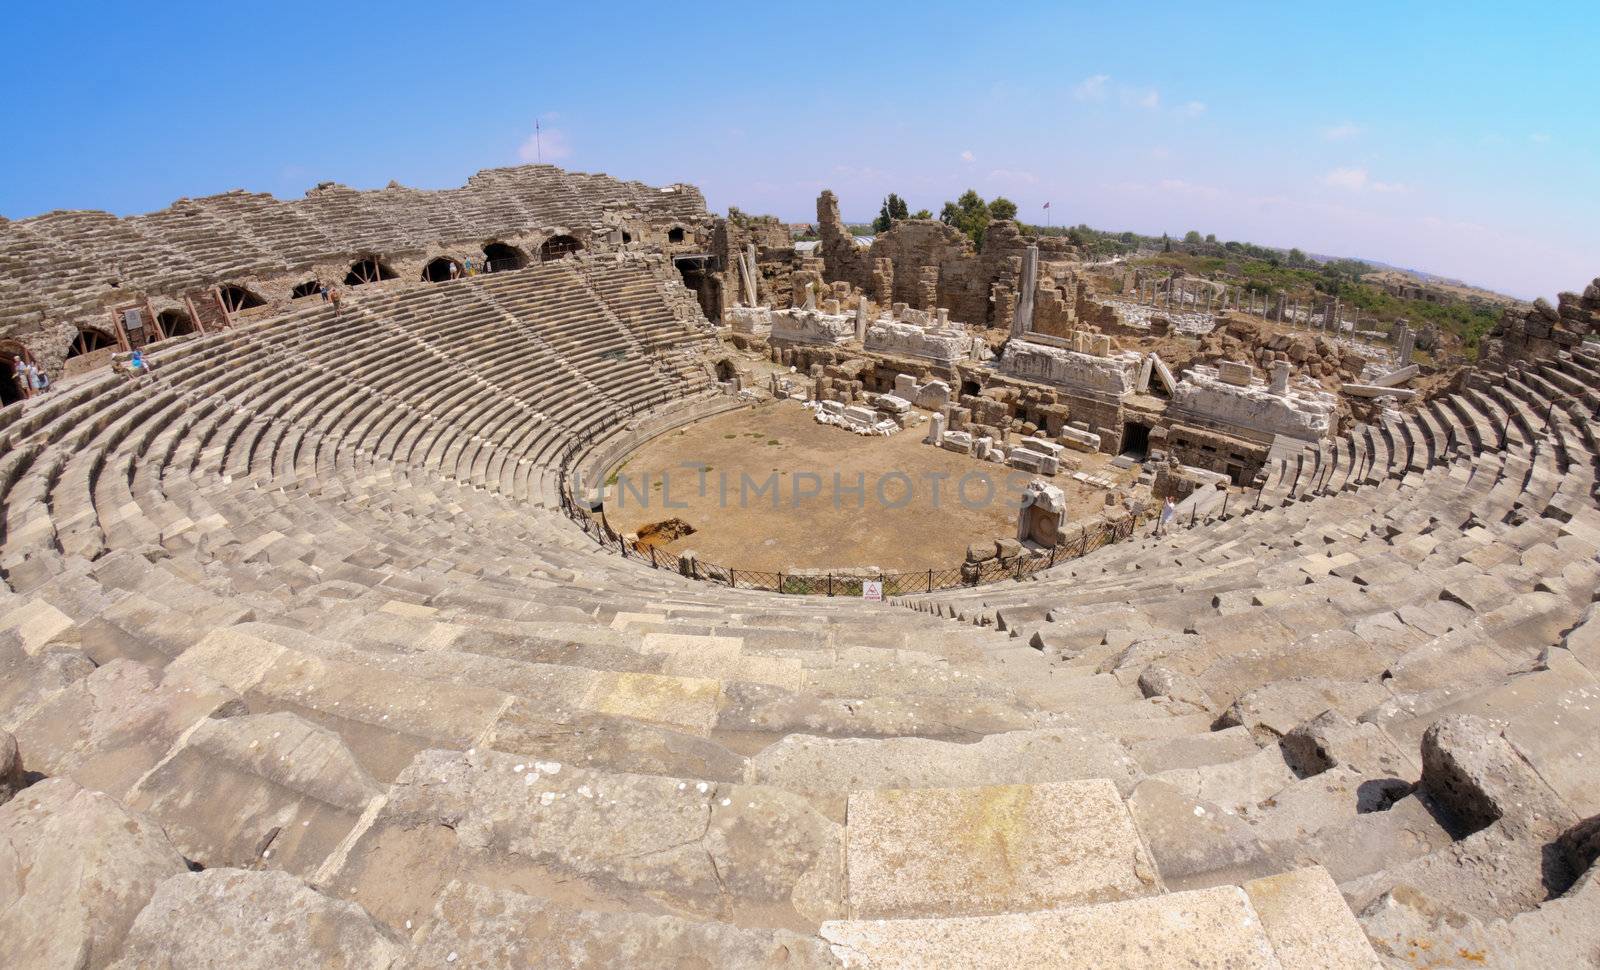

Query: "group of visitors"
(10, 356), (49, 399)
(318, 284), (344, 317)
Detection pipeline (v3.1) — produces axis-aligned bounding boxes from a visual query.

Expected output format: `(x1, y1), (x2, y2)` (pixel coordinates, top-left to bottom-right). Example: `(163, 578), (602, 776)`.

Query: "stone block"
(820, 887), (1280, 969)
(1218, 361), (1254, 386)
(844, 780), (1160, 918)
(1242, 866), (1381, 970)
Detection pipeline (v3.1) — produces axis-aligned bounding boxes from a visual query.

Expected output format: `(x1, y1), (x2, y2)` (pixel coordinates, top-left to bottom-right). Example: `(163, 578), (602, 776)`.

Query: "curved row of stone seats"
(0, 164), (711, 332)
(2, 446), (1392, 967)
(0, 264), (715, 593)
(7, 292), (1592, 963)
(885, 354), (1600, 958)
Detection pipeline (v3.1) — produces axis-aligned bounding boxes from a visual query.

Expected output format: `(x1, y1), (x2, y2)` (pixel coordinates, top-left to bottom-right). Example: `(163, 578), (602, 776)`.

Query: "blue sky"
(3, 1), (1595, 299)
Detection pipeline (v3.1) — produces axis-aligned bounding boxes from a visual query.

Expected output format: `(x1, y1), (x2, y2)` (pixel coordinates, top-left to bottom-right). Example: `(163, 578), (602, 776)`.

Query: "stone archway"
(344, 257), (397, 286)
(66, 327), (116, 359)
(482, 242), (528, 273)
(422, 257), (462, 283)
(218, 285), (266, 313)
(540, 235), (583, 261)
(291, 280), (322, 299)
(0, 342), (27, 406)
(157, 309), (195, 339)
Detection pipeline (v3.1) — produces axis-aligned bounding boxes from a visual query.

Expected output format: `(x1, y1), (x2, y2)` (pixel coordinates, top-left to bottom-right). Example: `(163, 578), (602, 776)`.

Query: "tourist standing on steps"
(329, 288), (342, 318)
(1158, 496), (1176, 535)
(319, 284), (330, 303)
(13, 357), (31, 400)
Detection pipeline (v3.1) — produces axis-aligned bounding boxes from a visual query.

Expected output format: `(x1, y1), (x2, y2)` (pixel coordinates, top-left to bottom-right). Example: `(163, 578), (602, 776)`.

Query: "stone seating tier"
(0, 269), (1597, 966)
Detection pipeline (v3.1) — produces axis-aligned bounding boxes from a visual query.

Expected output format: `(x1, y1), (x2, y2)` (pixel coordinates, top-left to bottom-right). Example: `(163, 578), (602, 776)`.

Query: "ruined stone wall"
(809, 190), (1084, 331)
(1482, 279), (1599, 369)
(0, 164), (711, 377)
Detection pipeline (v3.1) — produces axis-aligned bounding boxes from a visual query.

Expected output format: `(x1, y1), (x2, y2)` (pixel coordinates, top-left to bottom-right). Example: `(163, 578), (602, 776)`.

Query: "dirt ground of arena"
(602, 399), (1135, 572)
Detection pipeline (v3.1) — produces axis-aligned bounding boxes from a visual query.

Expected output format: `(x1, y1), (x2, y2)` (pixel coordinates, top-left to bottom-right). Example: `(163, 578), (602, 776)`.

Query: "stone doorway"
(218, 285), (266, 313)
(0, 347), (24, 406)
(1121, 422), (1151, 460)
(157, 310), (195, 338)
(422, 258), (461, 283)
(674, 255), (720, 320)
(540, 235), (583, 261)
(482, 242), (527, 273)
(344, 258), (397, 286)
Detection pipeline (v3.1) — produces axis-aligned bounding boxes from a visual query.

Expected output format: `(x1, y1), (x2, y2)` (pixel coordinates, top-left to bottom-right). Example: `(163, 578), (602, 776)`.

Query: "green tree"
(940, 189), (996, 249)
(1183, 230), (1203, 245)
(872, 193), (910, 233)
(989, 197), (1018, 222)
(1162, 233), (1172, 253)
(911, 208), (931, 220)
(1205, 233), (1217, 243)
(1287, 247), (1306, 266)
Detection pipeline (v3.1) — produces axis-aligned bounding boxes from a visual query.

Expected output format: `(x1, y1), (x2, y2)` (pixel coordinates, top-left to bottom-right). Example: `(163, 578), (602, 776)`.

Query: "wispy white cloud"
(1072, 74), (1111, 102)
(959, 149), (975, 163)
(517, 122), (571, 162)
(1122, 87), (1160, 110)
(1149, 146), (1172, 160)
(1321, 122), (1362, 141)
(1322, 166), (1406, 193)
(1179, 101), (1207, 117)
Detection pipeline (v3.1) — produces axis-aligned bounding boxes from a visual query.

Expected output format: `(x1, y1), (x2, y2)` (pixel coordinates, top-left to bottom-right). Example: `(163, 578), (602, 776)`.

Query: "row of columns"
(1130, 281), (1369, 334)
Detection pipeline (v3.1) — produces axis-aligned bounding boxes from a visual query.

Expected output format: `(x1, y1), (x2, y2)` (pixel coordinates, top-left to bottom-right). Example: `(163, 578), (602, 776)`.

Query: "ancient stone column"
(1271, 360), (1290, 397)
(743, 243), (759, 306)
(1395, 321), (1414, 362)
(804, 282), (817, 310)
(855, 299), (869, 342)
(1011, 245), (1039, 338)
(924, 411), (946, 446)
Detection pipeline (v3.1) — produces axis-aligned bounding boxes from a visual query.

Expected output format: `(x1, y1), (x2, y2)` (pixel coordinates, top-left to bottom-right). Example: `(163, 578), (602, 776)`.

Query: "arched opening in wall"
(539, 235), (583, 261)
(673, 255), (720, 321)
(344, 257), (397, 287)
(0, 346), (25, 406)
(422, 257), (461, 283)
(667, 227), (686, 244)
(1121, 422), (1150, 460)
(291, 280), (321, 300)
(66, 327), (116, 359)
(621, 231), (632, 244)
(157, 310), (195, 339)
(960, 379), (982, 399)
(714, 359), (736, 383)
(482, 242), (527, 273)
(218, 285), (266, 314)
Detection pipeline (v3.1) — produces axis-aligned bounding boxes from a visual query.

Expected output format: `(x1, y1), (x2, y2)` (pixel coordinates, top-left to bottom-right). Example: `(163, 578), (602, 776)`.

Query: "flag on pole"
(1042, 202), (1051, 209)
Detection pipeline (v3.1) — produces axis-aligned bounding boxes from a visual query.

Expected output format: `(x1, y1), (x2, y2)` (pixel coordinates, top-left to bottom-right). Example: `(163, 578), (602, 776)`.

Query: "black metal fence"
(555, 448), (1143, 597)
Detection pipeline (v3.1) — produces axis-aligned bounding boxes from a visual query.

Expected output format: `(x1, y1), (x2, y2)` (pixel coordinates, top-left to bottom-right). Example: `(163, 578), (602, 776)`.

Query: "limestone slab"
(1243, 866), (1381, 970)
(821, 885), (1278, 969)
(845, 780), (1160, 918)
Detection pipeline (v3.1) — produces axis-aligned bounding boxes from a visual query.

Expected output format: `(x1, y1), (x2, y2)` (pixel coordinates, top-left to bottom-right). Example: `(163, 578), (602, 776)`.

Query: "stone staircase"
(1, 268), (1597, 966)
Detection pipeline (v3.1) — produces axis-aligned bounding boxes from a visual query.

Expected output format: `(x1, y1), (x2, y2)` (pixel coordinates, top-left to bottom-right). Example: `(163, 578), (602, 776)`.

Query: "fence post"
(777, 572), (784, 594)
(827, 572), (833, 597)
(1220, 492), (1229, 518)
(650, 547), (658, 569)
(1190, 504), (1197, 527)
(927, 569), (933, 593)
(690, 558), (698, 581)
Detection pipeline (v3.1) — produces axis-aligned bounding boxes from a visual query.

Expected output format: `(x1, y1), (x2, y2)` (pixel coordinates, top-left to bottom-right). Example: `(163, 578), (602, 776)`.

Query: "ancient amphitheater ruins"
(1, 163), (1597, 968)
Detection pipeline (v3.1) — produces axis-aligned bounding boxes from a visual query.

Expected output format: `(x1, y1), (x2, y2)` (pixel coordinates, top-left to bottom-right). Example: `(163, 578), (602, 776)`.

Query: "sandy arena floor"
(602, 399), (1134, 572)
